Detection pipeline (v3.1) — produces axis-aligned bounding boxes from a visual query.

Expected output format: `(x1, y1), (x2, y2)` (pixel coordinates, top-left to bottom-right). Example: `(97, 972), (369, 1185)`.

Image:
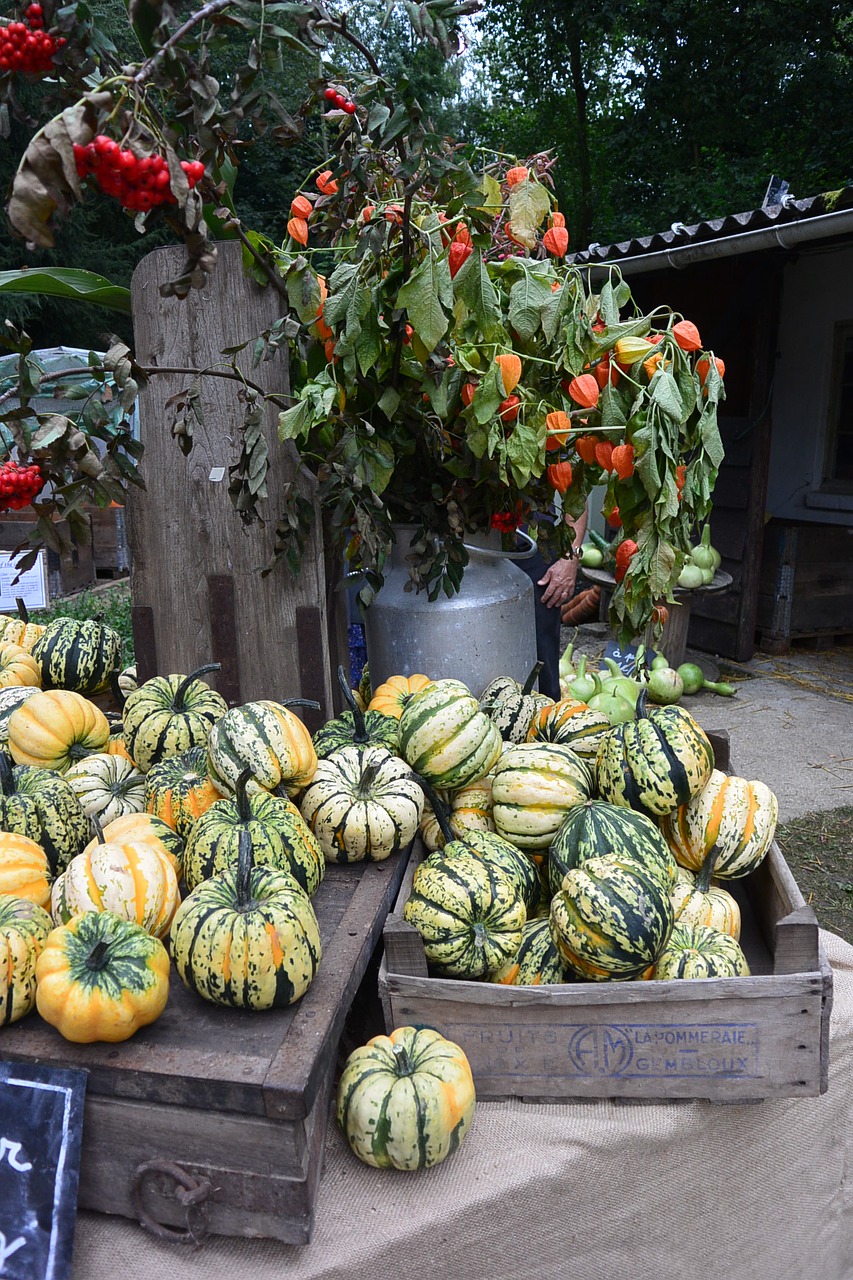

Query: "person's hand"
(538, 556), (578, 608)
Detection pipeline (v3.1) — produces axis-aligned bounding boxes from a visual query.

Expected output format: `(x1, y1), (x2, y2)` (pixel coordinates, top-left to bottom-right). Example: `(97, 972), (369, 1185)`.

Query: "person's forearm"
(566, 505), (588, 555)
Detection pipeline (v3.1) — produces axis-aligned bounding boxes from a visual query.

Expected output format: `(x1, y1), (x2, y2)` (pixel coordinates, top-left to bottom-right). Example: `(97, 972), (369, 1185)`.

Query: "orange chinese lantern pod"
(495, 353), (522, 396)
(545, 410), (571, 451)
(651, 603), (669, 627)
(676, 463), (687, 490)
(614, 336), (656, 367)
(643, 351), (663, 380)
(594, 353), (618, 389)
(673, 319), (702, 352)
(611, 443), (635, 480)
(549, 211), (566, 228)
(575, 434), (600, 465)
(594, 440), (614, 471)
(316, 170), (338, 195)
(606, 505), (622, 529)
(360, 205), (375, 222)
(290, 194), (313, 220)
(567, 373), (600, 409)
(546, 460), (573, 494)
(402, 325), (414, 345)
(505, 222), (528, 248)
(314, 311), (334, 341)
(543, 225), (569, 257)
(384, 204), (404, 226)
(453, 224), (473, 246)
(460, 381), (477, 407)
(498, 395), (520, 424)
(550, 280), (561, 293)
(696, 355), (726, 385)
(506, 166), (529, 187)
(323, 338), (337, 363)
(287, 216), (309, 246)
(316, 275), (328, 306)
(448, 241), (473, 278)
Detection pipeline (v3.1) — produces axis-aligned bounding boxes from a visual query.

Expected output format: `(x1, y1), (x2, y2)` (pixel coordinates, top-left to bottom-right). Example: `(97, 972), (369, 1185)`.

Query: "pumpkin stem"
(336, 665), (368, 743)
(235, 826), (255, 909)
(635, 688), (649, 719)
(412, 773), (454, 845)
(392, 1041), (411, 1075)
(14, 596), (29, 624)
(355, 757), (384, 798)
(0, 752), (14, 797)
(279, 698), (322, 713)
(109, 669), (126, 710)
(85, 939), (110, 971)
(173, 664), (222, 710)
(235, 768), (255, 823)
(92, 816), (106, 846)
(696, 844), (721, 893)
(521, 661), (544, 697)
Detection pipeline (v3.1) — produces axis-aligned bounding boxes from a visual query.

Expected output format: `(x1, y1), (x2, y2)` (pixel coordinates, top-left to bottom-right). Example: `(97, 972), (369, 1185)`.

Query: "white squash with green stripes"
(398, 679), (502, 790)
(299, 744), (423, 863)
(490, 741), (594, 852)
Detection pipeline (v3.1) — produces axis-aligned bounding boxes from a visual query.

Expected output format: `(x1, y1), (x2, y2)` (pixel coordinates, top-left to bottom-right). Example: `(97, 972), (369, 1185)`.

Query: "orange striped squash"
(368, 674), (433, 721)
(661, 769), (778, 879)
(0, 832), (52, 908)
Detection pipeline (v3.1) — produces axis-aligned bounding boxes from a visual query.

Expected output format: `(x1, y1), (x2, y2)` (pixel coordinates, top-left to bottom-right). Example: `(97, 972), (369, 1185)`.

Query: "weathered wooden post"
(126, 242), (333, 724)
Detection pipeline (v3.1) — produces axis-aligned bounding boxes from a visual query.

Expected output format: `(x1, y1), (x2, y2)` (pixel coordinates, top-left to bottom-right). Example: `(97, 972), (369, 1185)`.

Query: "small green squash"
(653, 922), (750, 980)
(0, 754), (89, 874)
(670, 845), (741, 939)
(312, 666), (400, 758)
(489, 917), (571, 986)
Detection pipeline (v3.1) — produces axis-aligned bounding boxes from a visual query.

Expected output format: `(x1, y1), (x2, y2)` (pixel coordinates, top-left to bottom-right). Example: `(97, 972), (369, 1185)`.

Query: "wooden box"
(2, 852), (411, 1245)
(379, 739), (832, 1104)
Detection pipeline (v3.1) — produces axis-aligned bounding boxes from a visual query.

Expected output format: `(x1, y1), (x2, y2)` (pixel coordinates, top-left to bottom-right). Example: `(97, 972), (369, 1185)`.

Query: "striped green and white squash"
(0, 756), (88, 874)
(399, 679), (502, 790)
(143, 747), (223, 841)
(596, 690), (714, 819)
(0, 686), (40, 755)
(184, 770), (325, 896)
(337, 1026), (476, 1171)
(123, 665), (228, 774)
(480, 662), (553, 744)
(313, 665), (400, 759)
(489, 917), (571, 986)
(0, 895), (54, 1025)
(549, 855), (674, 981)
(419, 777), (495, 851)
(653, 922), (750, 980)
(661, 769), (778, 880)
(31, 618), (121, 695)
(402, 854), (526, 979)
(526, 698), (611, 758)
(83, 812), (185, 882)
(171, 829), (322, 1010)
(415, 789), (540, 916)
(207, 699), (317, 797)
(490, 741), (594, 853)
(299, 745), (423, 864)
(548, 800), (678, 897)
(64, 753), (146, 829)
(670, 846), (741, 939)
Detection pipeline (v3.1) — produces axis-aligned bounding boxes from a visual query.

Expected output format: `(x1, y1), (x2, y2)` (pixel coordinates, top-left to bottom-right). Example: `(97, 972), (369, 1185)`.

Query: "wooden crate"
(2, 851), (411, 1245)
(379, 738), (832, 1104)
(757, 519), (853, 651)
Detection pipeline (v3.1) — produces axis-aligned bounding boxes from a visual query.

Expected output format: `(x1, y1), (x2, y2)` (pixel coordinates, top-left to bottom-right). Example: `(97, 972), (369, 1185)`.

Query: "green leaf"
(507, 177), (550, 247)
(355, 308), (383, 377)
(600, 380), (627, 429)
(0, 268), (131, 314)
(453, 250), (499, 339)
(285, 260), (321, 325)
(541, 281), (571, 344)
(649, 369), (685, 422)
(277, 399), (312, 442)
(471, 364), (504, 424)
(397, 254), (451, 352)
(699, 404), (725, 467)
(342, 431), (395, 495)
(377, 386), (401, 420)
(478, 173), (503, 216)
(508, 268), (553, 341)
(506, 417), (542, 487)
(599, 281), (619, 327)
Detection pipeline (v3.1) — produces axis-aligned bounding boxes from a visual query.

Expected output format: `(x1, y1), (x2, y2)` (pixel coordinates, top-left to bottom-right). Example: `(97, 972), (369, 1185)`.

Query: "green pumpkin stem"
(109, 669), (126, 710)
(521, 661), (544, 697)
(235, 768), (255, 823)
(280, 698), (322, 713)
(635, 688), (649, 719)
(696, 844), (721, 894)
(356, 758), (384, 798)
(336, 665), (369, 743)
(173, 663), (222, 710)
(14, 596), (29, 624)
(392, 1041), (411, 1076)
(235, 826), (255, 909)
(92, 816), (106, 845)
(86, 939), (110, 971)
(412, 773), (454, 845)
(0, 753), (14, 797)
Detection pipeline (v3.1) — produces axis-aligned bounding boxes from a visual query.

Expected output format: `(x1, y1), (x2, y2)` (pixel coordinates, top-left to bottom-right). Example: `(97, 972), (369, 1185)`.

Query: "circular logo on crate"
(567, 1024), (633, 1076)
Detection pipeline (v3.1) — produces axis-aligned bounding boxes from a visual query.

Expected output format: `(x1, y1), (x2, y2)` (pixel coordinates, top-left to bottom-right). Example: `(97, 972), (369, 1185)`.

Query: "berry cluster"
(0, 461), (45, 511)
(72, 137), (205, 213)
(0, 4), (66, 75)
(324, 85), (357, 115)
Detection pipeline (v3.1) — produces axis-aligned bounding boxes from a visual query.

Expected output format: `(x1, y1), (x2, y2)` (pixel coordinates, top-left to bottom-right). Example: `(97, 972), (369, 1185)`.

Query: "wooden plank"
(126, 241), (334, 712)
(295, 604), (329, 729)
(206, 572), (242, 706)
(131, 605), (158, 681)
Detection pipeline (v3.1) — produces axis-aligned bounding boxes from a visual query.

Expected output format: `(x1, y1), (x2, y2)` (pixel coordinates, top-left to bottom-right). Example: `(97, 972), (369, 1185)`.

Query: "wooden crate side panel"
(127, 242), (333, 715)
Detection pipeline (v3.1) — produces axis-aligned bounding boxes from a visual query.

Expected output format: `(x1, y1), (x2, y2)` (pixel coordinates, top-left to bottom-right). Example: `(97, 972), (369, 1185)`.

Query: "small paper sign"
(603, 640), (659, 676)
(0, 551), (48, 612)
(0, 1060), (87, 1280)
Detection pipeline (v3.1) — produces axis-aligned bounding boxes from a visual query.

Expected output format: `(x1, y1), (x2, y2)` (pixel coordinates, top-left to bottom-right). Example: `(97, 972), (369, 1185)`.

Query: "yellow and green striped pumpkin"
(122, 665), (227, 774)
(490, 741), (593, 854)
(399, 678), (502, 790)
(419, 776), (495, 851)
(313, 666), (399, 758)
(653, 922), (750, 980)
(0, 616), (46, 653)
(0, 641), (41, 689)
(143, 746), (223, 840)
(171, 828), (322, 1011)
(403, 853), (526, 979)
(489, 917), (570, 986)
(0, 831), (53, 908)
(7, 689), (111, 773)
(479, 662), (553, 744)
(526, 698), (611, 758)
(367, 673), (432, 720)
(83, 812), (185, 882)
(596, 690), (714, 819)
(337, 1026), (475, 1170)
(64, 753), (147, 829)
(207, 698), (317, 797)
(0, 895), (53, 1025)
(661, 769), (778, 879)
(299, 745), (423, 864)
(31, 617), (121, 695)
(0, 758), (89, 874)
(0, 685), (40, 754)
(670, 846), (741, 939)
(184, 770), (324, 896)
(548, 800), (678, 897)
(549, 855), (674, 981)
(35, 910), (170, 1043)
(52, 834), (179, 939)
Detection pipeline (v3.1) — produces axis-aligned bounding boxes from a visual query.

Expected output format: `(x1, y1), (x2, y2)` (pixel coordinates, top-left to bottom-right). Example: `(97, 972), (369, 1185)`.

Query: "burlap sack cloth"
(72, 930), (853, 1280)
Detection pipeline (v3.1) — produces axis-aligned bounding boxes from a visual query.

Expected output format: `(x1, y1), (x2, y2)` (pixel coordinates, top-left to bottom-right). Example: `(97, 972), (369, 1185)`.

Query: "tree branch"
(132, 0), (235, 86)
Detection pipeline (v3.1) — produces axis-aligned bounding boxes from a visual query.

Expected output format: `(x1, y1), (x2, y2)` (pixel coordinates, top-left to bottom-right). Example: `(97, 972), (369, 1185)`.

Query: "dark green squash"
(548, 799), (678, 897)
(32, 616), (122, 695)
(312, 666), (399, 759)
(0, 754), (89, 874)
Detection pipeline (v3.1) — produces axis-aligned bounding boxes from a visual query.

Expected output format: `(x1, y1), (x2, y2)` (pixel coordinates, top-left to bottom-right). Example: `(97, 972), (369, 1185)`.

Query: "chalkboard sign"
(603, 640), (659, 676)
(0, 1060), (87, 1280)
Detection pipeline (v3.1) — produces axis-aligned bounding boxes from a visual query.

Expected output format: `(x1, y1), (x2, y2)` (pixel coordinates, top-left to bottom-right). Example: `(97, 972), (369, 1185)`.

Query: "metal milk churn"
(361, 526), (538, 698)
